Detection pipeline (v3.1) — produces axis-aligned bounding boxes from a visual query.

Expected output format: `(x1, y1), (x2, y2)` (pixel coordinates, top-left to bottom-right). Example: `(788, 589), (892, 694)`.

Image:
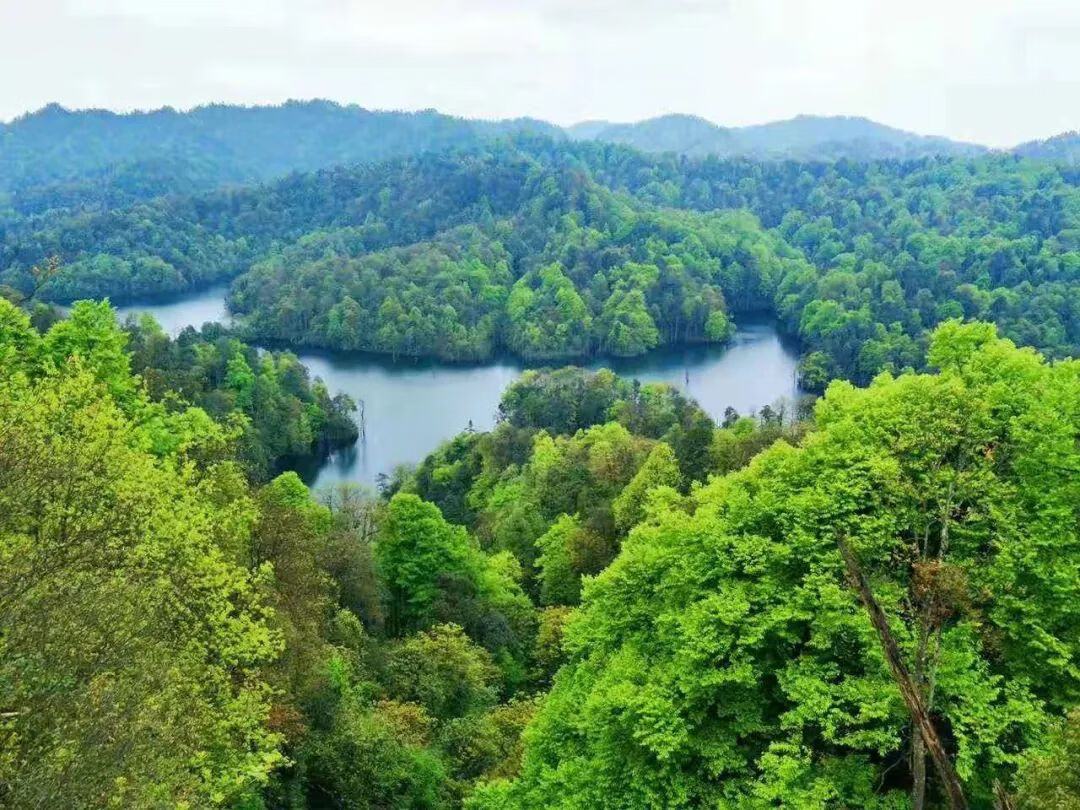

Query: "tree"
(1016, 708), (1080, 810)
(670, 409), (717, 485)
(376, 494), (476, 636)
(384, 624), (500, 721)
(0, 368), (282, 807)
(301, 697), (449, 810)
(611, 441), (682, 531)
(39, 299), (136, 402)
(473, 323), (1080, 809)
(534, 515), (586, 606)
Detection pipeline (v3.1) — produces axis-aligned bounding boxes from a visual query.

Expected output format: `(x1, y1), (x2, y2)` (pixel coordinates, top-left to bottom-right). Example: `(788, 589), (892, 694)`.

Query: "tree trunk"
(835, 536), (968, 810)
(911, 718), (927, 810)
(992, 780), (1016, 810)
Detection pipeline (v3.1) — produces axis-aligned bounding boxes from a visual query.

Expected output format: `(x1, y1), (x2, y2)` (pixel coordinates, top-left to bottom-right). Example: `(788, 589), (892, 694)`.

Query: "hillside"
(0, 99), (561, 199)
(5, 100), (1075, 220)
(0, 101), (1023, 213)
(568, 113), (987, 160)
(566, 113), (740, 156)
(1014, 131), (1080, 164)
(4, 138), (1080, 386)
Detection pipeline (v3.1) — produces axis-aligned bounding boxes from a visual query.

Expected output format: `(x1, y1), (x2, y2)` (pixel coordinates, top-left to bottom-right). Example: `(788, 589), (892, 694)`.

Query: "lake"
(114, 284), (232, 335)
(114, 289), (802, 490)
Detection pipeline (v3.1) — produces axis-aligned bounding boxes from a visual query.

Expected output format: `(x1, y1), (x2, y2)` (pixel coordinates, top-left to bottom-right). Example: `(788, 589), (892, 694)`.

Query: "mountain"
(567, 113), (987, 160)
(1012, 131), (1080, 164)
(733, 114), (987, 159)
(4, 100), (1076, 224)
(0, 100), (562, 197)
(567, 114), (740, 156)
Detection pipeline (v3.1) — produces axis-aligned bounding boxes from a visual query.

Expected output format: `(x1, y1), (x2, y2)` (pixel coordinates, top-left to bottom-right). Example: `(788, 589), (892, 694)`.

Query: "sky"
(2, 0), (1078, 147)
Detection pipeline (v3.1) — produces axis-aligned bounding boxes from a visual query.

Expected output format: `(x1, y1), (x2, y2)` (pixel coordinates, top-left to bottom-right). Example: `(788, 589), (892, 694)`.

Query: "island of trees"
(2, 134), (1078, 389)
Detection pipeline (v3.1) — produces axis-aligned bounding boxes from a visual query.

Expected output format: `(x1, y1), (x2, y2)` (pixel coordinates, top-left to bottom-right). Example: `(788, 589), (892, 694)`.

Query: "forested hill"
(5, 101), (1062, 215)
(0, 100), (560, 205)
(1014, 131), (1080, 165)
(4, 101), (1077, 235)
(4, 138), (1080, 387)
(567, 113), (987, 160)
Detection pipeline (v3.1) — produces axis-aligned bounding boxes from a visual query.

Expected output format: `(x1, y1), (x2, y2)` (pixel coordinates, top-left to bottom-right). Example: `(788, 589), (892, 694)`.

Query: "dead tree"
(835, 535), (969, 810)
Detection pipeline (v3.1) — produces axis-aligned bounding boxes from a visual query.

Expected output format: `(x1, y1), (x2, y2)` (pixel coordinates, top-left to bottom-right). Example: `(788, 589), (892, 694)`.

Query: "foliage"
(0, 100), (559, 199)
(0, 359), (282, 807)
(0, 295), (558, 808)
(568, 113), (985, 161)
(474, 323), (1080, 809)
(1017, 708), (1080, 809)
(6, 136), (1080, 386)
(124, 314), (358, 480)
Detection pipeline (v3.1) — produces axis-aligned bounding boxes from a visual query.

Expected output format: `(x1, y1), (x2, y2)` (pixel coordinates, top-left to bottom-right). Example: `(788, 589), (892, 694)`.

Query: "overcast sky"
(2, 0), (1077, 147)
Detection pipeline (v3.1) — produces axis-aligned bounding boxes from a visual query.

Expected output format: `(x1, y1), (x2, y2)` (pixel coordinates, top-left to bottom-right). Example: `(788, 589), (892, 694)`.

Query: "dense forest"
(2, 303), (1078, 808)
(3, 137), (1079, 386)
(566, 113), (986, 161)
(3, 101), (1080, 809)
(0, 101), (560, 200)
(0, 102), (1005, 206)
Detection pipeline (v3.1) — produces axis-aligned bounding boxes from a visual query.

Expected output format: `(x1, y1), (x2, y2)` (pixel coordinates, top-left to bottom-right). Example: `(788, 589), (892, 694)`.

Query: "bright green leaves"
(376, 494), (535, 673)
(0, 297), (38, 376)
(485, 323), (1080, 808)
(595, 288), (660, 357)
(225, 345), (256, 411)
(39, 299), (136, 401)
(385, 625), (500, 722)
(534, 515), (588, 606)
(1017, 708), (1080, 809)
(0, 367), (282, 807)
(612, 441), (682, 531)
(377, 494), (477, 634)
(506, 263), (592, 360)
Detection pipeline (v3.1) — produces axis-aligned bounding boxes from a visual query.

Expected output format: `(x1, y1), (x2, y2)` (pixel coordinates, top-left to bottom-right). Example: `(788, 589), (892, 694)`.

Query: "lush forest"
(3, 137), (1080, 387)
(0, 100), (560, 201)
(566, 113), (986, 161)
(2, 304), (1078, 808)
(470, 323), (1080, 810)
(0, 102), (1002, 208)
(4, 102), (1080, 809)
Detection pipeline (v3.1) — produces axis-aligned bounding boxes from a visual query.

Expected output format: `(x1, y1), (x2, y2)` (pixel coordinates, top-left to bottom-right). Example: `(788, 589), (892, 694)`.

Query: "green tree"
(384, 624), (500, 721)
(39, 299), (136, 402)
(474, 323), (1080, 809)
(611, 441), (682, 531)
(376, 494), (477, 636)
(1016, 708), (1080, 810)
(534, 515), (587, 606)
(0, 368), (282, 807)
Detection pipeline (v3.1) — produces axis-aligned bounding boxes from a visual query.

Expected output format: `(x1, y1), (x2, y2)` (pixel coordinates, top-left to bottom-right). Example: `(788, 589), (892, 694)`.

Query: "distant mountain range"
(1011, 131), (1080, 164)
(0, 100), (562, 193)
(0, 101), (1075, 204)
(567, 113), (989, 161)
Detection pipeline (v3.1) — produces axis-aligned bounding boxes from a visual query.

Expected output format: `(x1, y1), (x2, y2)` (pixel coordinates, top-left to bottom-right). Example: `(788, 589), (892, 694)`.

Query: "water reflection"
(112, 285), (232, 336)
(296, 321), (801, 489)
(97, 286), (803, 488)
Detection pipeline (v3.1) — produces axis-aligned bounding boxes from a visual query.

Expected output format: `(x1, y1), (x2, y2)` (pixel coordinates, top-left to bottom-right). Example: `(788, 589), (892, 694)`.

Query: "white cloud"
(0, 0), (1076, 146)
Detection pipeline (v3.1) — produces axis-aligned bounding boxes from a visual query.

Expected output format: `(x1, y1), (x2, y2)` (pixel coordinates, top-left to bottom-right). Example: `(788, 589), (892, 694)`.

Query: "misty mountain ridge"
(1, 101), (1075, 208)
(567, 113), (988, 160)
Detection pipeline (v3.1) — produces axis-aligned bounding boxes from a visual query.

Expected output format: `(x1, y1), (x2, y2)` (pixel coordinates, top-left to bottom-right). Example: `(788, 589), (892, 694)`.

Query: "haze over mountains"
(1, 100), (1076, 201)
(566, 113), (989, 161)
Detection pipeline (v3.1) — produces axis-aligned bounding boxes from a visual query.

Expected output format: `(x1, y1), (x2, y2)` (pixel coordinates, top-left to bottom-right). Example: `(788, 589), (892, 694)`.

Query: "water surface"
(109, 288), (802, 488)
(296, 323), (800, 489)
(113, 284), (232, 336)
